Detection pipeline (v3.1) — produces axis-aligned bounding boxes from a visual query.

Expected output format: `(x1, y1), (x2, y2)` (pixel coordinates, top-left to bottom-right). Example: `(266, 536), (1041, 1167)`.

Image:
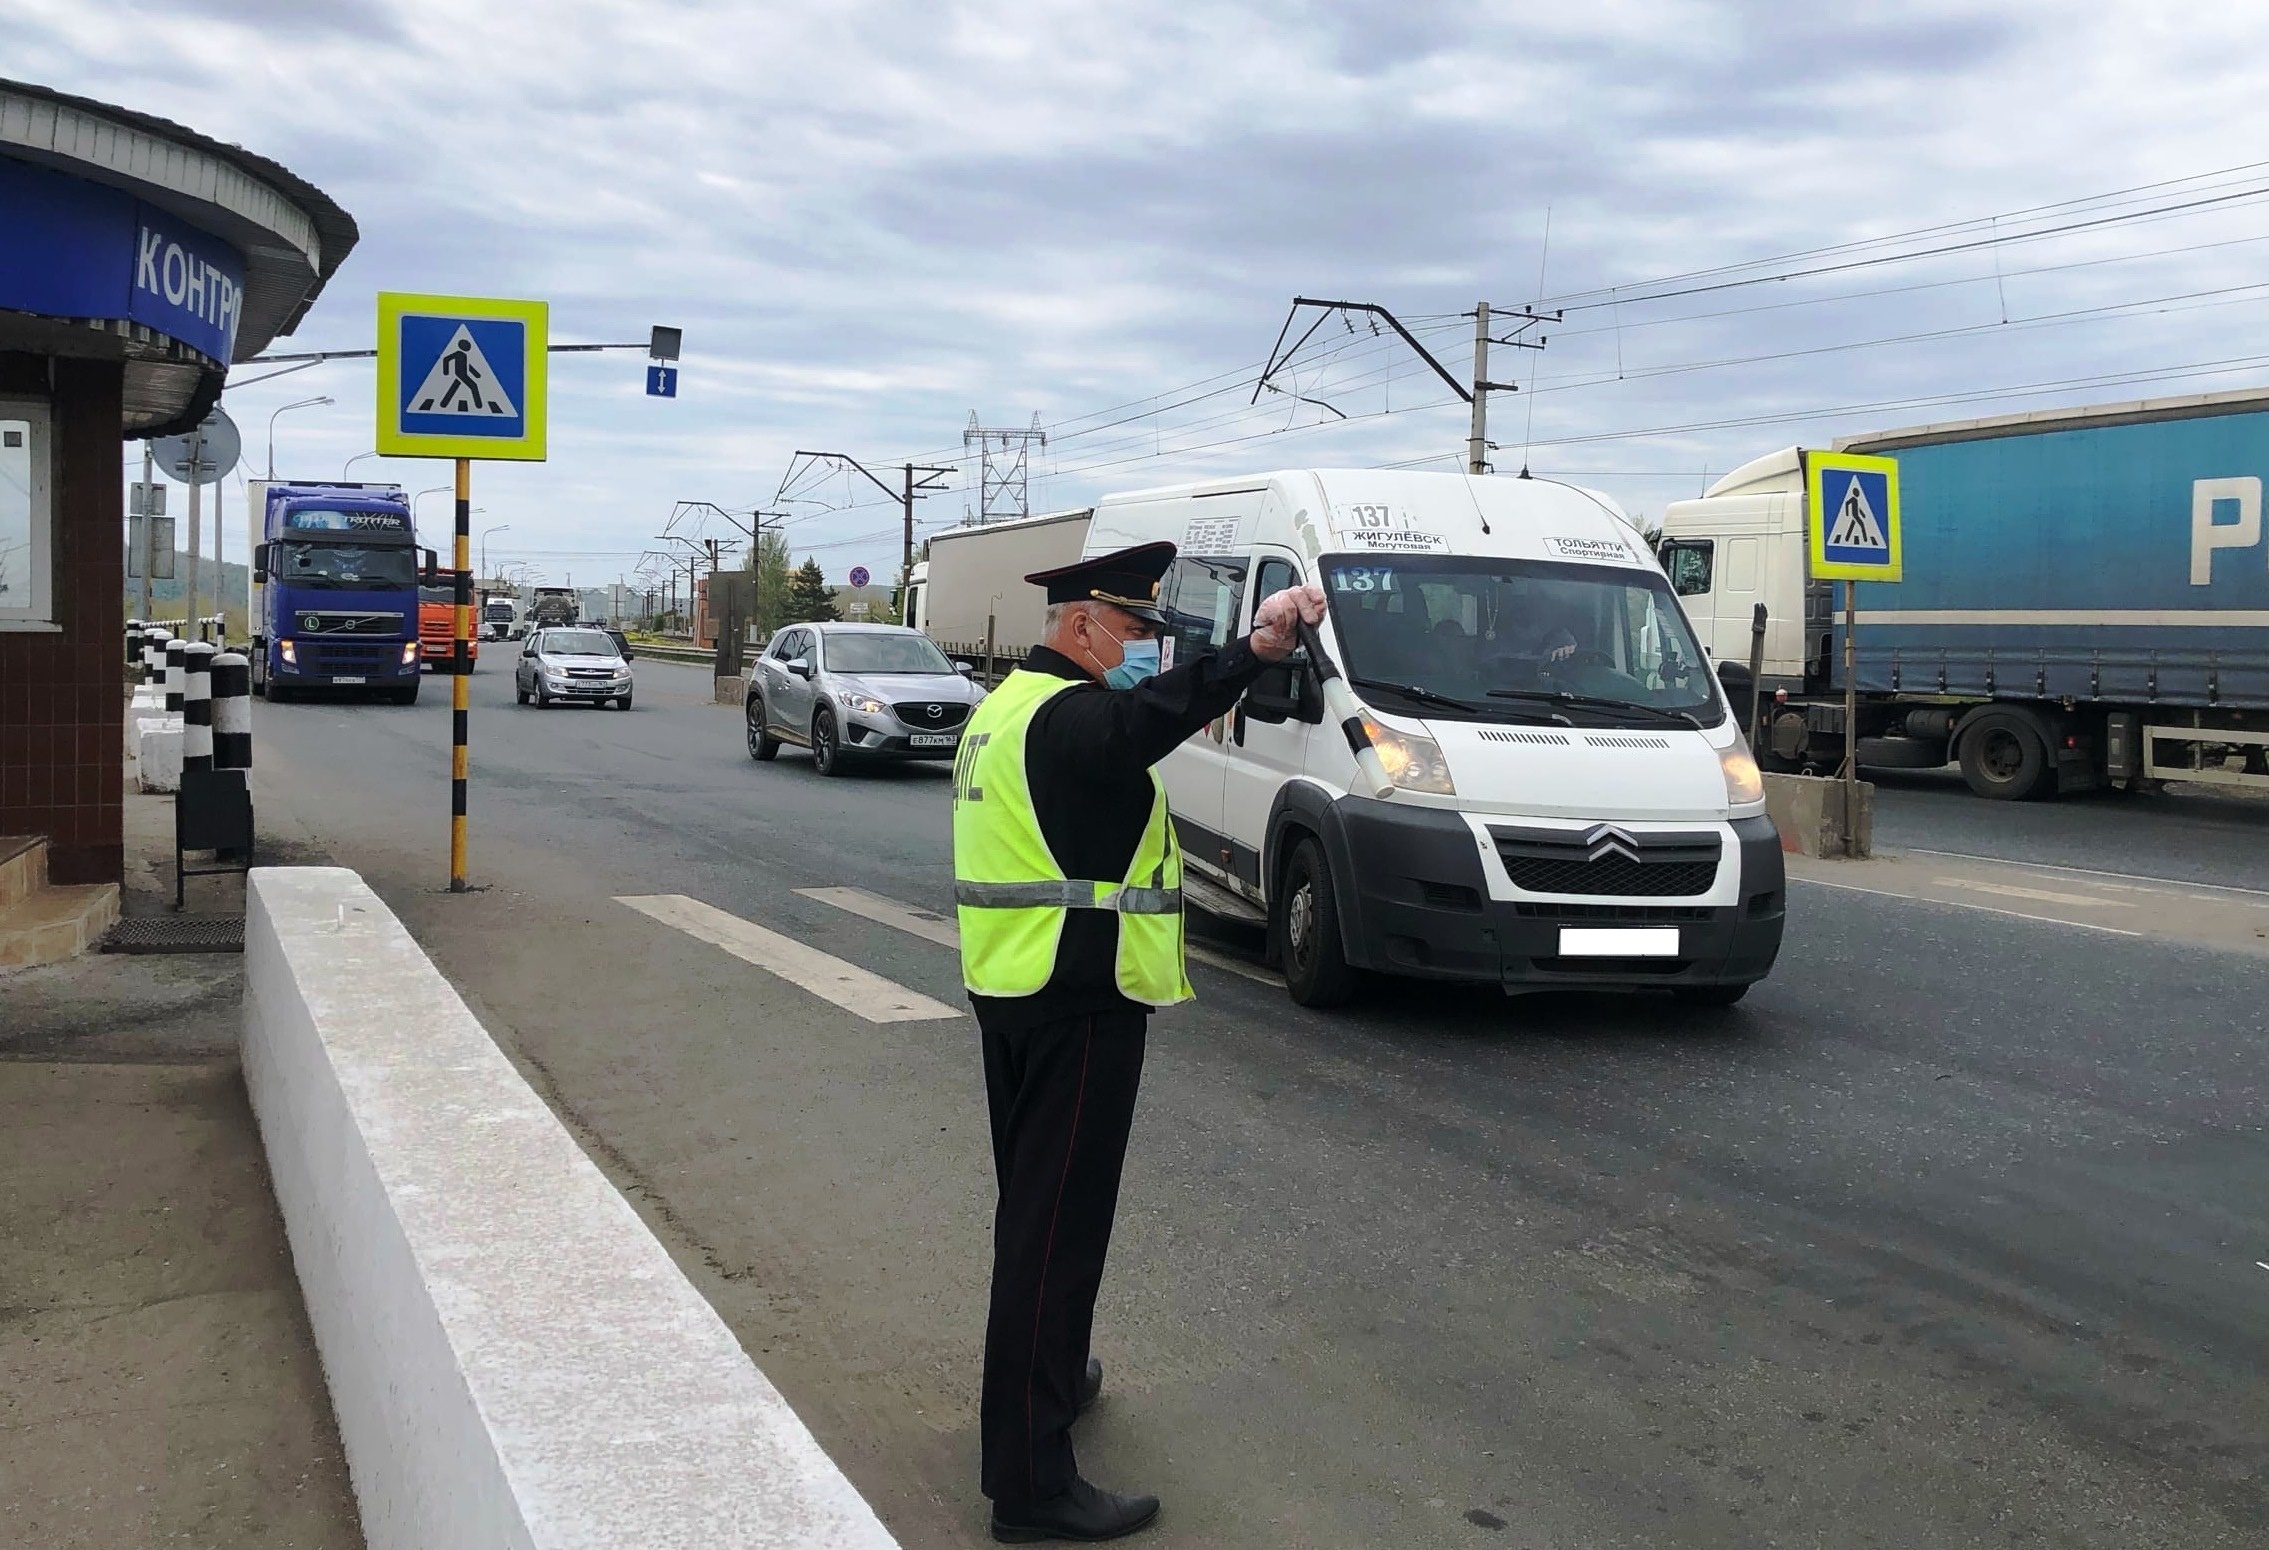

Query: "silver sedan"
(515, 626), (635, 710)
(746, 622), (983, 775)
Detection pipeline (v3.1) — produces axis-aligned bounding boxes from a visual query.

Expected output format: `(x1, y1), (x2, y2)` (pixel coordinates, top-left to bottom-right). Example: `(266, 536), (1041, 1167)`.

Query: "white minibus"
(1081, 469), (1784, 1007)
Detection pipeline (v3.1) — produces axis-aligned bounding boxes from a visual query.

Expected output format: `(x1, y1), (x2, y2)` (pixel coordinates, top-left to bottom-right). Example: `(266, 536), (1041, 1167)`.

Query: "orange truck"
(417, 584), (479, 670)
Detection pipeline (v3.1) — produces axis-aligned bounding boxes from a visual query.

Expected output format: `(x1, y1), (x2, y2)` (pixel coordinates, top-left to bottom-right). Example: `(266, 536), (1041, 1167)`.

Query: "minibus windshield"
(1323, 555), (1723, 727)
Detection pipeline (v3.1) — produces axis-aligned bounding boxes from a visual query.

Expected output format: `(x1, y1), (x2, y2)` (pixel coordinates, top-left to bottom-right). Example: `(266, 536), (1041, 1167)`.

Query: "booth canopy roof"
(0, 76), (358, 364)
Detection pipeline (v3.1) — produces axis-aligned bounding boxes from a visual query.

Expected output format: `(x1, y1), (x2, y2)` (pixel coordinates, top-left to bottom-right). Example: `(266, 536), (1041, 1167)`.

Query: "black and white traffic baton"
(1294, 614), (1395, 800)
(1284, 506), (1397, 799)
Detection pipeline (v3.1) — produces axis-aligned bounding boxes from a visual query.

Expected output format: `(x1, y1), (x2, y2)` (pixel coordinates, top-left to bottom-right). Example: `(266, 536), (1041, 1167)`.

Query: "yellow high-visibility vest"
(951, 669), (1192, 1006)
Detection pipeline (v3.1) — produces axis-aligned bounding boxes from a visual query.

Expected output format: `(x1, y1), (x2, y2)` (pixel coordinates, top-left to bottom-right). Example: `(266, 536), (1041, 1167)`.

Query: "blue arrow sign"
(646, 364), (678, 399)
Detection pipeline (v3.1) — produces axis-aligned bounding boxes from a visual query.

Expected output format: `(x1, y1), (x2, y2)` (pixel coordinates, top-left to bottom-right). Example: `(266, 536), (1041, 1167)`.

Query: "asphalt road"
(247, 659), (2268, 1548)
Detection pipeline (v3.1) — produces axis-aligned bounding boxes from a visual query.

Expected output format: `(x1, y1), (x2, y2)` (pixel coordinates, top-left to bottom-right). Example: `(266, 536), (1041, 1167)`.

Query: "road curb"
(241, 866), (904, 1550)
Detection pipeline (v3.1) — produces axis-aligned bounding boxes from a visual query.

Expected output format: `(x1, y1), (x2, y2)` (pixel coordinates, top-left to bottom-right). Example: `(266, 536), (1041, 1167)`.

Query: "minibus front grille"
(1490, 824), (1722, 898)
(1511, 902), (1715, 921)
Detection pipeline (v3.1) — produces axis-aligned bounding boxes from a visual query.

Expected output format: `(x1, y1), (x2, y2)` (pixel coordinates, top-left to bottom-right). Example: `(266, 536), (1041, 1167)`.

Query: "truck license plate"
(332, 676), (366, 685)
(909, 732), (957, 748)
(1558, 927), (1678, 957)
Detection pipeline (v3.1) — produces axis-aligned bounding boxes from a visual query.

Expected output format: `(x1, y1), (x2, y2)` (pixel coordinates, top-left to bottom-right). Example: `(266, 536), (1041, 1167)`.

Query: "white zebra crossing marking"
(616, 894), (961, 1022)
(792, 885), (1282, 988)
(795, 886), (958, 948)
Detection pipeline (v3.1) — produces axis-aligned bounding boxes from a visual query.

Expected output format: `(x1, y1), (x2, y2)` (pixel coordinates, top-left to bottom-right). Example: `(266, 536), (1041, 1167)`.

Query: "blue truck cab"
(247, 480), (434, 705)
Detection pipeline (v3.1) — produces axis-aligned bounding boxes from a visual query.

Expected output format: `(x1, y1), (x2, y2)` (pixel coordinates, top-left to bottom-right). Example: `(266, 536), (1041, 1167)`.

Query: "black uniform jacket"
(968, 640), (1270, 1032)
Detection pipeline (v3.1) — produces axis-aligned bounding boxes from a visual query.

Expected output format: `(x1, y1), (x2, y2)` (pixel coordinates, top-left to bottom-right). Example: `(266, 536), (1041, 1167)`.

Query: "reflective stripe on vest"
(951, 669), (1194, 1006)
(954, 880), (1183, 913)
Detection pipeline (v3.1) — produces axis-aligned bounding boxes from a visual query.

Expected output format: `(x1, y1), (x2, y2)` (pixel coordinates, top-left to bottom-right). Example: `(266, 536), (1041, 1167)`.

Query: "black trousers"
(979, 1007), (1149, 1505)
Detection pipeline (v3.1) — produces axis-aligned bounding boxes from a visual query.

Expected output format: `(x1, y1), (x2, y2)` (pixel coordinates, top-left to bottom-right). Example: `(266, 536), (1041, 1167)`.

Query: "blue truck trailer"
(1657, 388), (2269, 799)
(246, 480), (435, 705)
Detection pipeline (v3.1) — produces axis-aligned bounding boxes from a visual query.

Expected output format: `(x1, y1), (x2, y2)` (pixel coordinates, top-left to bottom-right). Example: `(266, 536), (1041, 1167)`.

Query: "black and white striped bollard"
(211, 651), (252, 769)
(142, 627), (169, 688)
(127, 620), (145, 679)
(182, 641), (216, 773)
(164, 635), (186, 713)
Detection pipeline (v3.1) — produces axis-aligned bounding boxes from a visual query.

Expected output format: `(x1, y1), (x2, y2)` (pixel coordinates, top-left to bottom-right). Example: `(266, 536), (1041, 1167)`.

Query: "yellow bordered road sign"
(1804, 450), (1901, 583)
(375, 292), (548, 461)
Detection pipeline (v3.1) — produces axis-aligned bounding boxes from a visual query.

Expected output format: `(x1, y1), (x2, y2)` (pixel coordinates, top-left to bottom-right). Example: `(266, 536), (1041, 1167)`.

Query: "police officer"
(953, 540), (1325, 1542)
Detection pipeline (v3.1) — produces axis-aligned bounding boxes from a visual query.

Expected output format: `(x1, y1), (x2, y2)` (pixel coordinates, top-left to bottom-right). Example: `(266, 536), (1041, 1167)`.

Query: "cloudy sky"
(20, 0), (2269, 590)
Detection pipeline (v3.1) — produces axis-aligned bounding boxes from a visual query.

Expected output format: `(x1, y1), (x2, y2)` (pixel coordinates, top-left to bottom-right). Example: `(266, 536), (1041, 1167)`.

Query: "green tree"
(786, 557), (840, 624)
(750, 530), (794, 640)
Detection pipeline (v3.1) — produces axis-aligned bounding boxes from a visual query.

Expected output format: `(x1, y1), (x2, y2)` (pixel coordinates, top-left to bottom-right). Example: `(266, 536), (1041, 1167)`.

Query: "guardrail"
(242, 867), (904, 1550)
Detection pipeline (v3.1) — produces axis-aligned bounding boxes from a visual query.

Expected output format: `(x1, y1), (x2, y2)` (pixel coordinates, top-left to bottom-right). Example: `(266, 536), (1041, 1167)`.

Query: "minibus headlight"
(1358, 712), (1456, 795)
(1720, 743), (1765, 806)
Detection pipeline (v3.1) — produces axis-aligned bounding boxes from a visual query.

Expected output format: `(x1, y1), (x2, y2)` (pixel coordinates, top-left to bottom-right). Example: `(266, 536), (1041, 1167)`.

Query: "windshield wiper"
(1350, 677), (1483, 713)
(1487, 687), (1705, 729)
(1352, 677), (1571, 726)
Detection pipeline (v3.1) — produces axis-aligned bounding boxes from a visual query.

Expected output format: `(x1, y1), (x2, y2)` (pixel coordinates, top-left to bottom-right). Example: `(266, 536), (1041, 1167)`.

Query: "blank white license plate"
(332, 675), (365, 685)
(909, 732), (957, 748)
(1558, 927), (1679, 957)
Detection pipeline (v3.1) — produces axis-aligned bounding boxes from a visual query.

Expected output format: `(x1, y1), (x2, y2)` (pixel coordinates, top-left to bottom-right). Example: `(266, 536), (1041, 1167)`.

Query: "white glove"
(1251, 582), (1328, 661)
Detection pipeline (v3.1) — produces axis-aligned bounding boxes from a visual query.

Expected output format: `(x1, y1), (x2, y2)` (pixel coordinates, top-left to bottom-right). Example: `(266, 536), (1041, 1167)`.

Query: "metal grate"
(1580, 734), (1672, 749)
(1512, 901), (1715, 921)
(895, 701), (971, 729)
(103, 915), (244, 953)
(303, 641), (394, 671)
(1499, 853), (1718, 897)
(1478, 728), (1570, 745)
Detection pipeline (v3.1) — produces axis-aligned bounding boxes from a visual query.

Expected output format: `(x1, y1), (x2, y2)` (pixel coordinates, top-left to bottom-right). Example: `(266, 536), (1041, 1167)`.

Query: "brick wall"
(0, 352), (125, 885)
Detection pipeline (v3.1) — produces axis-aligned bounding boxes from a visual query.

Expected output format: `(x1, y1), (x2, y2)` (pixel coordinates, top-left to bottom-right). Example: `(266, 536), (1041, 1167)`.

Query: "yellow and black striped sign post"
(375, 291), (549, 894)
(449, 457), (473, 891)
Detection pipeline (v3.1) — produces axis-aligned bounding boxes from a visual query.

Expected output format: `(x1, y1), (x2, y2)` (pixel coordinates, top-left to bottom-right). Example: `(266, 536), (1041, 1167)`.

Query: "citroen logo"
(1580, 823), (1645, 865)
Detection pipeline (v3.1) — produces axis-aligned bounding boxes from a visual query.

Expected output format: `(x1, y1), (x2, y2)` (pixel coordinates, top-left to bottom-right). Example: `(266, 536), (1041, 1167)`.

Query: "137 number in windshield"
(1329, 565), (1399, 593)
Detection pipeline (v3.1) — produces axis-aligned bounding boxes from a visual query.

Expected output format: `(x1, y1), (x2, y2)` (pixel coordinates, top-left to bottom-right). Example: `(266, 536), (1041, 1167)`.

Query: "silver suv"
(747, 622), (983, 775)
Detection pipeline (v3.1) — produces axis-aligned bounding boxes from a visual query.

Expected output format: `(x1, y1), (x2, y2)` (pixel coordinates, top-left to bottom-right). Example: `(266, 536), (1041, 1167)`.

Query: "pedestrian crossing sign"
(1805, 450), (1901, 582)
(375, 292), (548, 461)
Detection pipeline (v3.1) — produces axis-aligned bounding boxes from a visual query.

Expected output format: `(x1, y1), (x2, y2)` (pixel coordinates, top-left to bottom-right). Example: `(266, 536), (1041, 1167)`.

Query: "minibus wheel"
(1280, 838), (1356, 1007)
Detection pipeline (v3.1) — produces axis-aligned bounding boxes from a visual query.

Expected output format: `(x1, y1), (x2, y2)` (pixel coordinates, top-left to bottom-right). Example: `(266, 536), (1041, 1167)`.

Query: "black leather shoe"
(1076, 1357), (1103, 1416)
(991, 1478), (1160, 1543)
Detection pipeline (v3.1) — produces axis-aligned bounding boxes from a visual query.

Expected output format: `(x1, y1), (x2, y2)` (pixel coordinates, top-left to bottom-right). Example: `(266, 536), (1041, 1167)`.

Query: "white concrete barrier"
(136, 716), (183, 792)
(242, 867), (904, 1550)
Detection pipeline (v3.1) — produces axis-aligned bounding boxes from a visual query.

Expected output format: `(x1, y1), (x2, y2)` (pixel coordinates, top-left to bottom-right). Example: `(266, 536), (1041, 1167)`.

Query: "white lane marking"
(616, 894), (961, 1023)
(1931, 877), (2133, 909)
(1186, 943), (1280, 987)
(1790, 875), (2144, 937)
(795, 885), (1283, 988)
(796, 886), (958, 948)
(1902, 849), (2269, 902)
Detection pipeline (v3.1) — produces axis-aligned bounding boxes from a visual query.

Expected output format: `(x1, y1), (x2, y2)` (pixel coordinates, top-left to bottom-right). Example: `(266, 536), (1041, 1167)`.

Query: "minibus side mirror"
(1245, 649), (1320, 725)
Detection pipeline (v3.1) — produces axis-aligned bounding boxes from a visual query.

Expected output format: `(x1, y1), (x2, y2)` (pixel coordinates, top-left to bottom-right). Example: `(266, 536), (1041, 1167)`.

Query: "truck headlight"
(839, 692), (887, 715)
(401, 641), (421, 666)
(279, 639), (296, 665)
(1357, 712), (1456, 795)
(1720, 743), (1765, 806)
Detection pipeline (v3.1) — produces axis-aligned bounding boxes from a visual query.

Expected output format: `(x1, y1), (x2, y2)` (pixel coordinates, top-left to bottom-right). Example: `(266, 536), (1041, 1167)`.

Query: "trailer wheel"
(1958, 712), (2052, 800)
(1856, 735), (1949, 770)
